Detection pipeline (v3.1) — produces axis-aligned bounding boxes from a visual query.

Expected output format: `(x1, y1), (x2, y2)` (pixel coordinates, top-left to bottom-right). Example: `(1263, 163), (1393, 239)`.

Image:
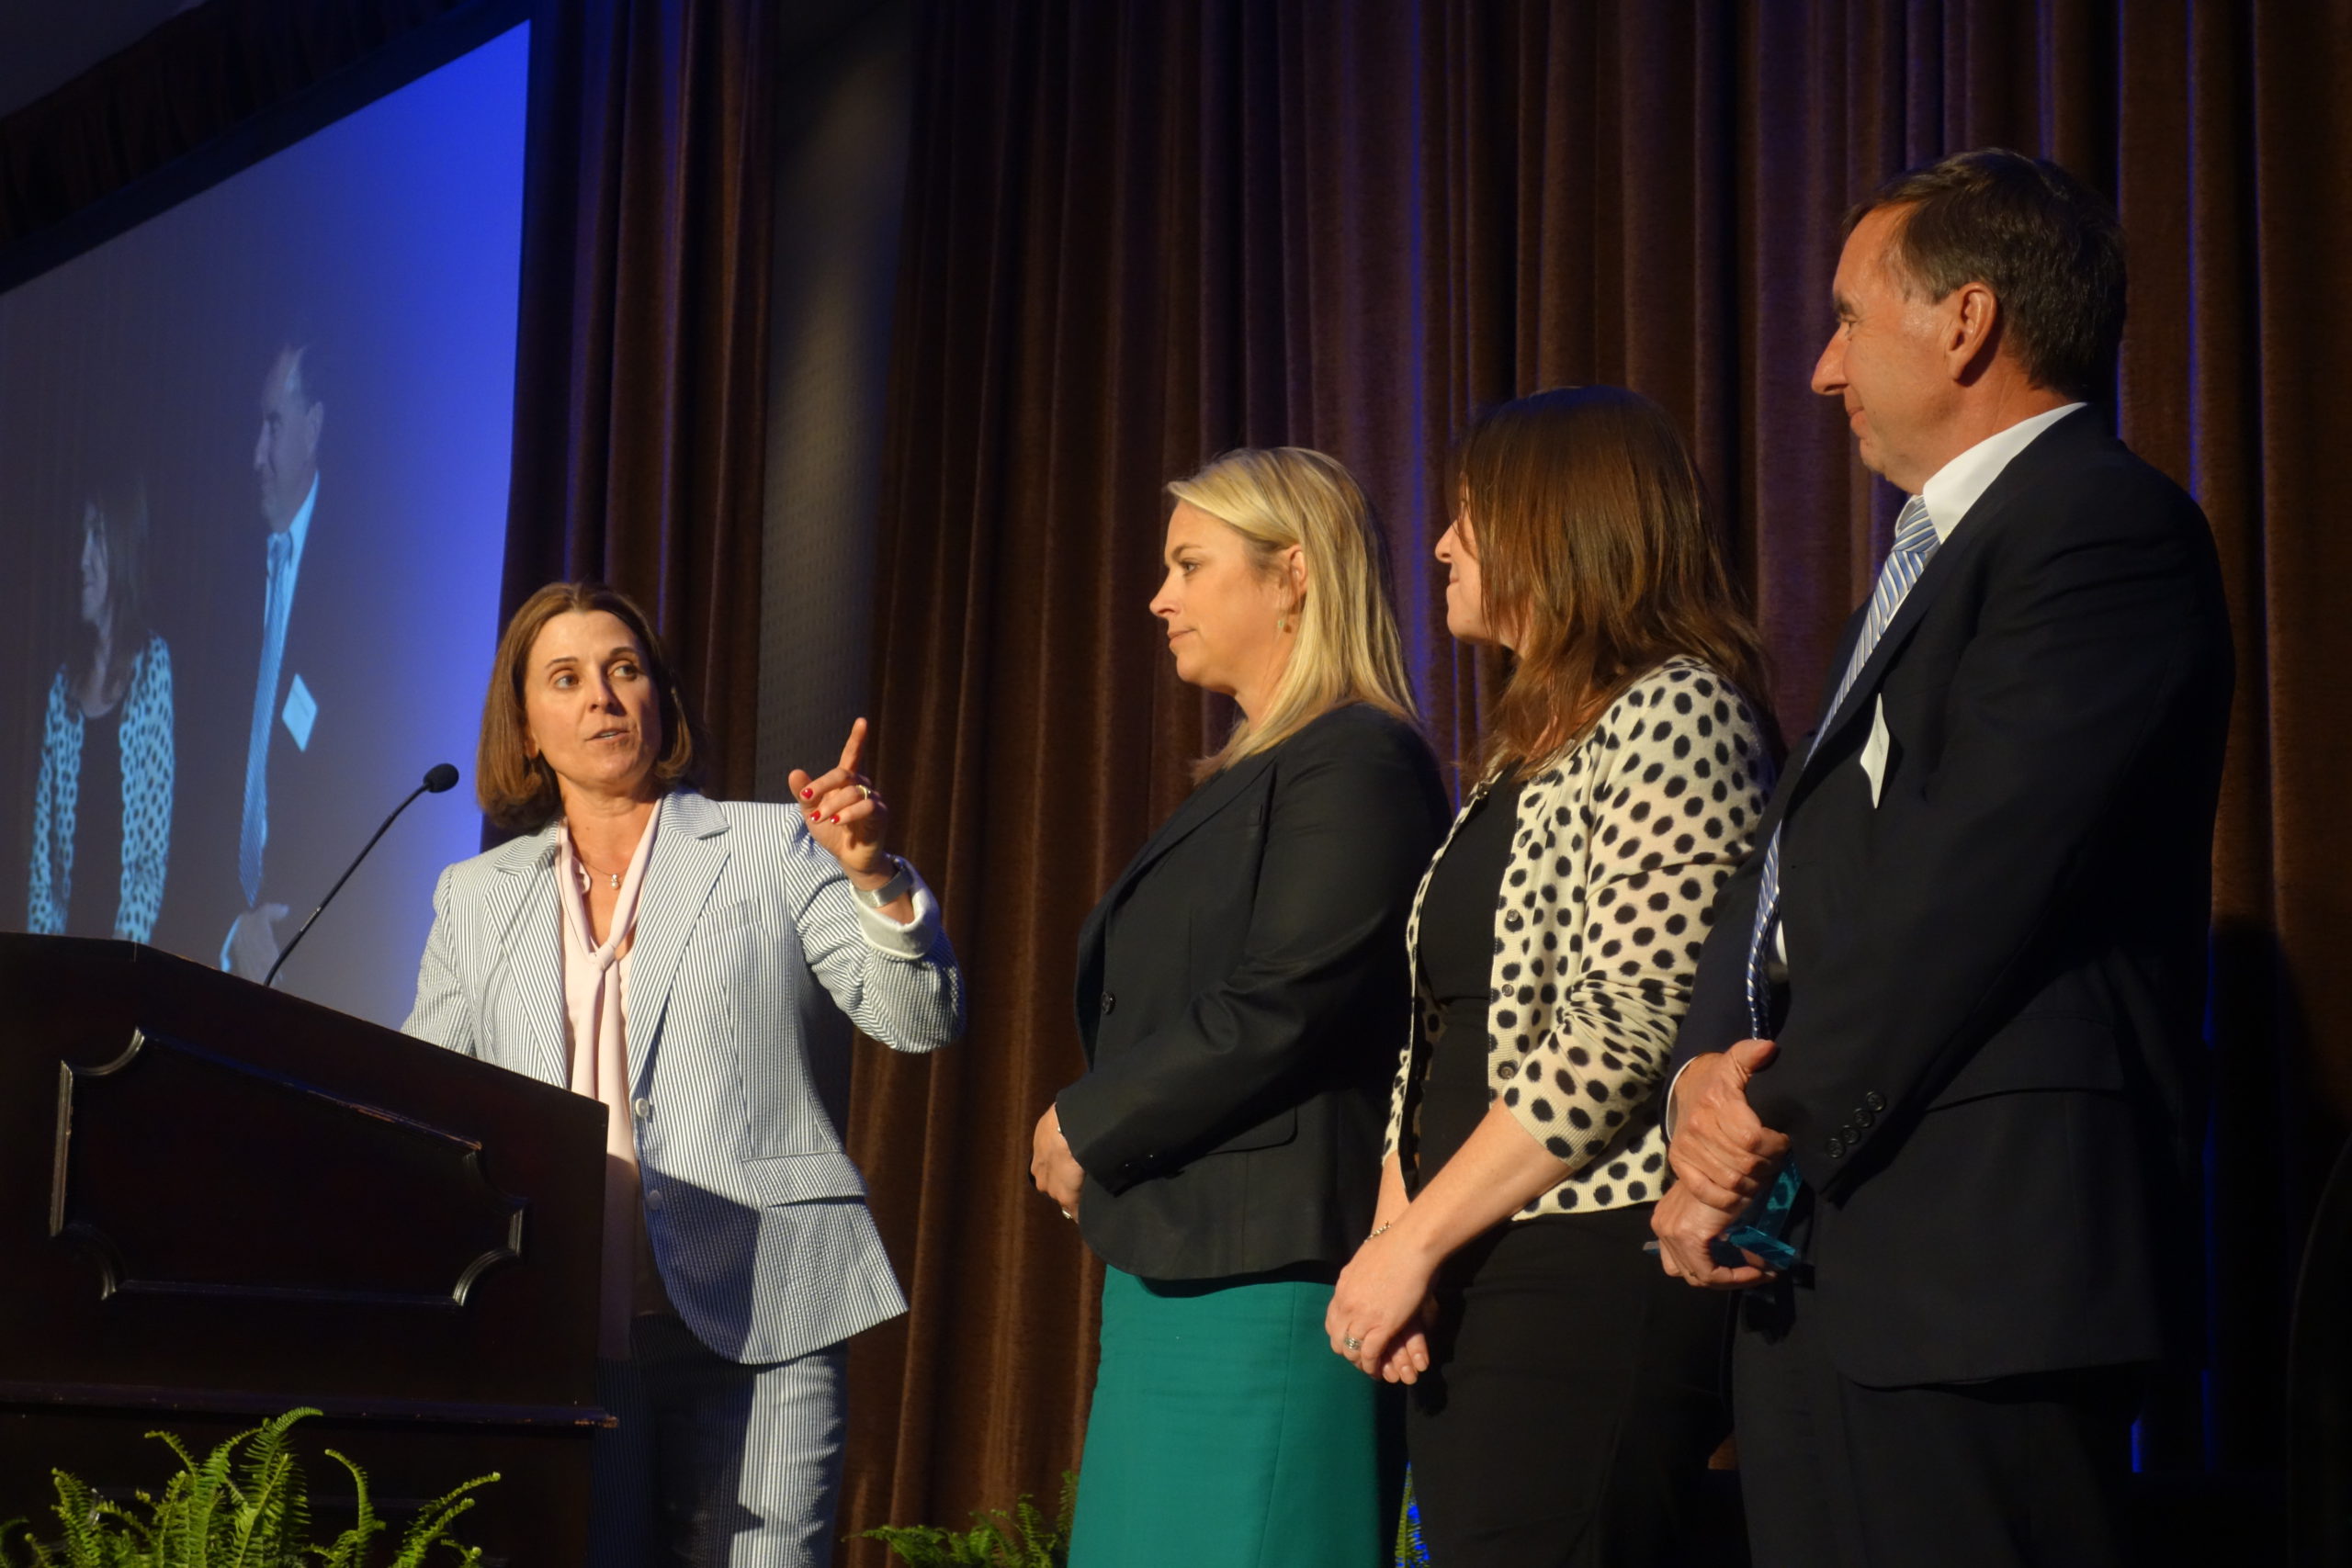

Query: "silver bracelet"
(853, 854), (914, 909)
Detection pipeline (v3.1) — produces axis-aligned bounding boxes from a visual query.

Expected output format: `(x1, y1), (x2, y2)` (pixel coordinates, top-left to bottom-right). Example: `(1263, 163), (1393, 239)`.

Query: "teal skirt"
(1068, 1266), (1402, 1568)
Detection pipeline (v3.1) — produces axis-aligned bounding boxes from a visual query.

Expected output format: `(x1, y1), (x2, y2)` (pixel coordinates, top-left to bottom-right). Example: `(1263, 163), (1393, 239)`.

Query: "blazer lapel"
(487, 823), (569, 1087)
(1792, 410), (2107, 790)
(623, 791), (731, 1094)
(1070, 745), (1283, 1056)
(1092, 746), (1280, 926)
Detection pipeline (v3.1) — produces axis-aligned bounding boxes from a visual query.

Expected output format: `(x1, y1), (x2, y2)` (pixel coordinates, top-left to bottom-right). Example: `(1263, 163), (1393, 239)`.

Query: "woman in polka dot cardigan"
(1327, 386), (1775, 1567)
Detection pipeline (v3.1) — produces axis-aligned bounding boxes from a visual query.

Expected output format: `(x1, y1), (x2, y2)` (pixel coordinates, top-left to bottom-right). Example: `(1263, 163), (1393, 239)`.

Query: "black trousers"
(1406, 1203), (1731, 1568)
(1732, 1277), (2143, 1568)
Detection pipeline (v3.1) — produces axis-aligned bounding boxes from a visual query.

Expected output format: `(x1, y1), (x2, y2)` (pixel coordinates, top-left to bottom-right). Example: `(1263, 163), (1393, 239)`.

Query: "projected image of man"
(223, 344), (323, 980)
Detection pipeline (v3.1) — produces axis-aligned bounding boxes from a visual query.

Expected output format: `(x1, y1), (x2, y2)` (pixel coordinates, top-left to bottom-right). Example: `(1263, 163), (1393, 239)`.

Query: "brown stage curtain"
(850, 0), (2351, 1554)
(499, 0), (775, 802)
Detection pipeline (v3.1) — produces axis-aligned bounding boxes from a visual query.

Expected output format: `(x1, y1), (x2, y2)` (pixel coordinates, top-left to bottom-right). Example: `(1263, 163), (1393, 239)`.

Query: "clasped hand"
(1652, 1037), (1791, 1290)
(1325, 1226), (1437, 1383)
(1030, 1103), (1085, 1216)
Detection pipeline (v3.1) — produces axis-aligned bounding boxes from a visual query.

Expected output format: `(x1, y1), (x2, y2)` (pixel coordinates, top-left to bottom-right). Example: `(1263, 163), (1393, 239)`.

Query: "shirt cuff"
(1662, 1057), (1700, 1142)
(850, 862), (942, 960)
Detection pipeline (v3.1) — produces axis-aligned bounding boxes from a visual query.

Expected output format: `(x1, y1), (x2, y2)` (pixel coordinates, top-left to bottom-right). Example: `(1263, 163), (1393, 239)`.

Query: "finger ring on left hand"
(1342, 1336), (1363, 1351)
(857, 783), (875, 800)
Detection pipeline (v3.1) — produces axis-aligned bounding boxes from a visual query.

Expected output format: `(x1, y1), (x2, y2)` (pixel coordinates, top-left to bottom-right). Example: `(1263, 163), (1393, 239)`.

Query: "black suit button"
(1862, 1090), (1886, 1111)
(1839, 1124), (1860, 1144)
(1852, 1108), (1874, 1129)
(1101, 993), (1115, 1014)
(1825, 1135), (1845, 1158)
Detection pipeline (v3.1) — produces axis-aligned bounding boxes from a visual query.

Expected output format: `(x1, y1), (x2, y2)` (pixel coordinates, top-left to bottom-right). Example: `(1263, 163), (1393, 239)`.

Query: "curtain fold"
(501, 0), (775, 802)
(851, 0), (2346, 1553)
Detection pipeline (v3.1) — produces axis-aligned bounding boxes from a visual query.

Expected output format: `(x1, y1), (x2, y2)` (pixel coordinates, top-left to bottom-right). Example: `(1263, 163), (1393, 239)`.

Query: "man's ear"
(1946, 282), (2000, 378)
(306, 400), (325, 452)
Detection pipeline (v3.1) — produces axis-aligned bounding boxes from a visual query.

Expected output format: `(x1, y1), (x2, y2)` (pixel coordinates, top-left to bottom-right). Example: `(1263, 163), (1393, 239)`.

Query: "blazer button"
(1824, 1135), (1845, 1158)
(1100, 993), (1116, 1014)
(1863, 1090), (1886, 1111)
(1852, 1108), (1873, 1129)
(1839, 1124), (1860, 1145)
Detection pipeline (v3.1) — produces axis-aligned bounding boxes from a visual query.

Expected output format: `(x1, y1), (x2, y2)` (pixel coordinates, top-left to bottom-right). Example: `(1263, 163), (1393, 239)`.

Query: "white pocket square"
(1860, 695), (1890, 808)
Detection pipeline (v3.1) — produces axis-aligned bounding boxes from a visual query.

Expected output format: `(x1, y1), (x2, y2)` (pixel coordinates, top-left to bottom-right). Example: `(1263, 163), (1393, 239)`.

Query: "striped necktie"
(238, 530), (295, 907)
(1726, 492), (1939, 1264)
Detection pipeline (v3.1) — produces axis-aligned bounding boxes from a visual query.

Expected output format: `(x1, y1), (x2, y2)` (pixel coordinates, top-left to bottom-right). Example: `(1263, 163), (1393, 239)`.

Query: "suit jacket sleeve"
(783, 821), (966, 1055)
(401, 864), (481, 1057)
(1671, 847), (1764, 1077)
(1057, 717), (1436, 1192)
(1752, 468), (2228, 1194)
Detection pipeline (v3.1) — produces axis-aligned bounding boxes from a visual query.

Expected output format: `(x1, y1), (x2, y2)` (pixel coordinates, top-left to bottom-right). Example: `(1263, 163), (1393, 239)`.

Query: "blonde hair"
(1167, 446), (1420, 779)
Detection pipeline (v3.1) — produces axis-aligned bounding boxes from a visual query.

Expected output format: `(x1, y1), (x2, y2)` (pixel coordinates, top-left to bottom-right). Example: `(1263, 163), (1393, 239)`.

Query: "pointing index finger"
(839, 716), (867, 776)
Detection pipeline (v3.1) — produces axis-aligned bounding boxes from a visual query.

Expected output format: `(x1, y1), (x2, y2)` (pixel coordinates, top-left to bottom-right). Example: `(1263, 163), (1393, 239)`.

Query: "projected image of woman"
(401, 581), (962, 1566)
(28, 481), (175, 942)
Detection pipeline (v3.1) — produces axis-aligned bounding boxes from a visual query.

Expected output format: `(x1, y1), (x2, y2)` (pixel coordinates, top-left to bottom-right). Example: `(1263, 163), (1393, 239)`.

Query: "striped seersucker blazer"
(401, 788), (964, 1365)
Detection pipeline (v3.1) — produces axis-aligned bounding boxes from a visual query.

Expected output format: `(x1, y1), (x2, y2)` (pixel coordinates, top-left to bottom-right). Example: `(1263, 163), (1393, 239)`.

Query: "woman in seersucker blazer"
(402, 580), (962, 1568)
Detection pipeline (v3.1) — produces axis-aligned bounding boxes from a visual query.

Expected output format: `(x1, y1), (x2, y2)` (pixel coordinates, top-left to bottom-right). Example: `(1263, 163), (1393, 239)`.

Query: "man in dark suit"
(1652, 150), (2233, 1567)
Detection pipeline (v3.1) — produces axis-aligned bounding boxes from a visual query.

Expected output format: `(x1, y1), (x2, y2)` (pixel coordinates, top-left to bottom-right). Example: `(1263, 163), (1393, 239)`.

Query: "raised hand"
(788, 717), (891, 878)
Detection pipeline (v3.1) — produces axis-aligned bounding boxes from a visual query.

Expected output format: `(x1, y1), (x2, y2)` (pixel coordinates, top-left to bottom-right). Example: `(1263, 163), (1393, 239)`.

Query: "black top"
(1060, 704), (1450, 1280)
(1411, 773), (1522, 1187)
(67, 702), (125, 940)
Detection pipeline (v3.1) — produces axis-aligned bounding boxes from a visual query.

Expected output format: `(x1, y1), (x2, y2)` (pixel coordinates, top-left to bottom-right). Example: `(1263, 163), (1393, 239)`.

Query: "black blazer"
(1057, 703), (1448, 1280)
(1673, 408), (2233, 1387)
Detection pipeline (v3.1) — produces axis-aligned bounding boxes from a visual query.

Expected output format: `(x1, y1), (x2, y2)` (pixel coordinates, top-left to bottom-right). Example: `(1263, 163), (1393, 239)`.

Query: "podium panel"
(0, 935), (607, 1563)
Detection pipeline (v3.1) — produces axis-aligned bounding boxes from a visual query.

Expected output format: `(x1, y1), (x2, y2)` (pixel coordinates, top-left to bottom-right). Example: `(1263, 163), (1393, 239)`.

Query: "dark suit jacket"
(1672, 408), (2233, 1388)
(1057, 703), (1448, 1280)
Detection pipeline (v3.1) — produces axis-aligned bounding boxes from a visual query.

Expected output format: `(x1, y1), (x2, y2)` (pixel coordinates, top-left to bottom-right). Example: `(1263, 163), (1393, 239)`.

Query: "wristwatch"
(853, 855), (914, 909)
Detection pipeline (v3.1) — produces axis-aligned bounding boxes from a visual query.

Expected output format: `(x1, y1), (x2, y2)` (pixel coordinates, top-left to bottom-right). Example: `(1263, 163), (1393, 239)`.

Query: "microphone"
(264, 763), (461, 988)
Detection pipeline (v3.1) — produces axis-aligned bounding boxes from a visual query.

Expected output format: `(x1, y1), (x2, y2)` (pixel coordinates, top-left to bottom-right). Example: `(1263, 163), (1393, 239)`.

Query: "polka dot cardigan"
(1383, 657), (1772, 1218)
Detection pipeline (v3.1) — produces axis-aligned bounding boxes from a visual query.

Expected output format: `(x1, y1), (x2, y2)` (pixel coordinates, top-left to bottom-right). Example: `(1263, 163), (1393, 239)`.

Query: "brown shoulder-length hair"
(477, 581), (707, 831)
(1458, 386), (1769, 777)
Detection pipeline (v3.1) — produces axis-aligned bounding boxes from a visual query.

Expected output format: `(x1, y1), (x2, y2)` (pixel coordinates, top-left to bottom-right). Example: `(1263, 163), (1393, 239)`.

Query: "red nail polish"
(801, 788), (813, 800)
(828, 814), (840, 824)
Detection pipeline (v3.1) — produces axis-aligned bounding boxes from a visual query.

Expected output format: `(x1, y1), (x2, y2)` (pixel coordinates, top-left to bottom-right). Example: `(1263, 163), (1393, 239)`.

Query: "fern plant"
(862, 1472), (1075, 1568)
(0, 1408), (496, 1567)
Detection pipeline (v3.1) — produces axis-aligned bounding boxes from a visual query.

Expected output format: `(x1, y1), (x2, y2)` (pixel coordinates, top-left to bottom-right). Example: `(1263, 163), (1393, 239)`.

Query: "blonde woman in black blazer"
(1031, 447), (1447, 1568)
(1327, 388), (1772, 1567)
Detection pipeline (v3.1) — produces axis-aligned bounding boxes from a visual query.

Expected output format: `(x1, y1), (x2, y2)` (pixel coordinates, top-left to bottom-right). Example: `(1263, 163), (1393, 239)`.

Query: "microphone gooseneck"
(263, 762), (461, 988)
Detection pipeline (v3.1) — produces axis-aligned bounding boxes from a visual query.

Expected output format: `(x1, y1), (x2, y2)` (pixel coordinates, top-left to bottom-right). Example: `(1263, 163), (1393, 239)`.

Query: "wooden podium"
(0, 934), (607, 1564)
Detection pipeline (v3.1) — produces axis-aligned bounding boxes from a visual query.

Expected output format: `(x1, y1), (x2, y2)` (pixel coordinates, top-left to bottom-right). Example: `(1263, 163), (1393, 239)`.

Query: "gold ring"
(1059, 1207), (1073, 1220)
(857, 783), (875, 800)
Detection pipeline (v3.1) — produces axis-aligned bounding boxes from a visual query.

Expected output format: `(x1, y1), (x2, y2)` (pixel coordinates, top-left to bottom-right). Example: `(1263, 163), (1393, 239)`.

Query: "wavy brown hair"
(1458, 386), (1768, 776)
(477, 581), (707, 831)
